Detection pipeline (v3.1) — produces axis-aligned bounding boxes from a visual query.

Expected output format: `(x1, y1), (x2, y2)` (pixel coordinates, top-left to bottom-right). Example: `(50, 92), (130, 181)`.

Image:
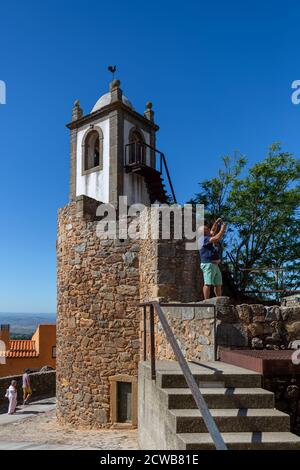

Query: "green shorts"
(201, 263), (222, 286)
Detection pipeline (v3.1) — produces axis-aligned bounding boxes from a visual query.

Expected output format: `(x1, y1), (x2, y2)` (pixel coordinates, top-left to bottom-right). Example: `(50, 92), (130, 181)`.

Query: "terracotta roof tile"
(3, 340), (38, 358)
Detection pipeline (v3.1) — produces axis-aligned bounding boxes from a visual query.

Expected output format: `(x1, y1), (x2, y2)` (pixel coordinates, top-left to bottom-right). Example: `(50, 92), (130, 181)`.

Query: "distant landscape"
(0, 312), (56, 337)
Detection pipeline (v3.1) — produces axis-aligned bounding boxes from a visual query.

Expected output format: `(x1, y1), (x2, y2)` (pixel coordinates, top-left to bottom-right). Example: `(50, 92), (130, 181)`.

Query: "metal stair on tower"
(124, 141), (176, 204)
(128, 162), (169, 204)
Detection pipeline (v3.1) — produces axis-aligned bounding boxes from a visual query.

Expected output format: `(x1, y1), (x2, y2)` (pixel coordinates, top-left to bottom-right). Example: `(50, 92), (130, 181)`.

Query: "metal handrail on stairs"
(141, 301), (228, 451)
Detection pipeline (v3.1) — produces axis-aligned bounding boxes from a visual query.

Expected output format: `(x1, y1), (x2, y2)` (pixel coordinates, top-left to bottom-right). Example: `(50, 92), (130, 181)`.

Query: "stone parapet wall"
(150, 296), (300, 365)
(0, 371), (55, 408)
(214, 297), (300, 350)
(155, 304), (215, 362)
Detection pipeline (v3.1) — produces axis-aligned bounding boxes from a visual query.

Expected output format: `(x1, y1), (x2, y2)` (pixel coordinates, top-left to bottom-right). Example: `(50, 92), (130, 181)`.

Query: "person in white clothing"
(7, 380), (17, 415)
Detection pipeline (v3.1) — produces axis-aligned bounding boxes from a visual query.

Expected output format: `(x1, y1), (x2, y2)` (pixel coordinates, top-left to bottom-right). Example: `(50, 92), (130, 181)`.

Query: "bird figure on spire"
(108, 65), (117, 80)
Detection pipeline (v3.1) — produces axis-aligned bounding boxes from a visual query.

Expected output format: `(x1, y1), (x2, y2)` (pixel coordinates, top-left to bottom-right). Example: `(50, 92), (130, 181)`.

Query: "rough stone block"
(74, 242), (86, 254)
(250, 304), (265, 316)
(156, 284), (178, 300)
(116, 285), (138, 295)
(216, 323), (248, 347)
(200, 345), (214, 361)
(68, 317), (76, 328)
(264, 306), (276, 322)
(163, 305), (183, 319)
(201, 296), (230, 307)
(248, 322), (264, 337)
(122, 252), (137, 267)
(106, 253), (123, 263)
(217, 305), (238, 323)
(251, 337), (264, 349)
(157, 243), (176, 258)
(129, 243), (139, 252)
(157, 270), (176, 284)
(182, 307), (194, 320)
(263, 323), (273, 335)
(198, 335), (210, 345)
(293, 307), (300, 320)
(286, 322), (300, 340)
(194, 306), (214, 319)
(95, 409), (107, 424)
(83, 393), (92, 404)
(281, 307), (300, 322)
(253, 315), (266, 323)
(236, 304), (252, 324)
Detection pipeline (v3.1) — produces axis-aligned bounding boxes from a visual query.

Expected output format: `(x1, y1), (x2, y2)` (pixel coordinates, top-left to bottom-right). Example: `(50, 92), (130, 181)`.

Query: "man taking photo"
(199, 218), (226, 299)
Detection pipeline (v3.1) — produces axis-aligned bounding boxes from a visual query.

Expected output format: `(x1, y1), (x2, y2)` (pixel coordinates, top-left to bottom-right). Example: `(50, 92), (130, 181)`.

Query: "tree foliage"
(191, 143), (300, 297)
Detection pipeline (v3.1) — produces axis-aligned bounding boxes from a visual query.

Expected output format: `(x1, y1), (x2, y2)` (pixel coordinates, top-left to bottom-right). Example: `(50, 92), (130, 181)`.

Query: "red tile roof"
(4, 340), (38, 358)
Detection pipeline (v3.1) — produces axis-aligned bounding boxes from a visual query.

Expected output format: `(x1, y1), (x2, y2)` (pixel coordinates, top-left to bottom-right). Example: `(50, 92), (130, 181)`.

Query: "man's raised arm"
(210, 223), (226, 243)
(210, 218), (222, 236)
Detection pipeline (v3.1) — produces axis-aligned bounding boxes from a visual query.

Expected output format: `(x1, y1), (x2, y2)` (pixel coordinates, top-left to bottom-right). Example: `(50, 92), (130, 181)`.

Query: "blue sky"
(0, 0), (299, 313)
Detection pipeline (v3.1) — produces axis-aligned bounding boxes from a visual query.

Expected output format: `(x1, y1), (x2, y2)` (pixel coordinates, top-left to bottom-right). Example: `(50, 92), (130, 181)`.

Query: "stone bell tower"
(67, 79), (161, 207)
(56, 78), (201, 430)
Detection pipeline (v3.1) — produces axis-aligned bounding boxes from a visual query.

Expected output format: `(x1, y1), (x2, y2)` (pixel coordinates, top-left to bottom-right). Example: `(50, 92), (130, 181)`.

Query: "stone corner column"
(69, 100), (83, 202)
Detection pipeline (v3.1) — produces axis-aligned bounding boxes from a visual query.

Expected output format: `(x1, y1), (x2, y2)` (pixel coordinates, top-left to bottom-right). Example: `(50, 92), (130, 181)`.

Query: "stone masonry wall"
(139, 208), (202, 303)
(139, 232), (158, 302)
(57, 198), (202, 429)
(139, 238), (202, 303)
(215, 298), (300, 350)
(57, 199), (140, 428)
(154, 304), (215, 362)
(139, 209), (203, 363)
(0, 371), (55, 409)
(150, 296), (300, 365)
(156, 296), (300, 354)
(57, 196), (300, 430)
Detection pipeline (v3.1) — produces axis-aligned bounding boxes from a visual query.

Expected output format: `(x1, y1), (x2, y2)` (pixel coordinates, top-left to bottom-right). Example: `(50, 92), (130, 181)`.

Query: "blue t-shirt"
(200, 236), (220, 263)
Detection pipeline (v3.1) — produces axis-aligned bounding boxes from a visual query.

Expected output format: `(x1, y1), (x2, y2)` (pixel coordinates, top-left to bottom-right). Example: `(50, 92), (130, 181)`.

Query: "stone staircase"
(138, 360), (300, 450)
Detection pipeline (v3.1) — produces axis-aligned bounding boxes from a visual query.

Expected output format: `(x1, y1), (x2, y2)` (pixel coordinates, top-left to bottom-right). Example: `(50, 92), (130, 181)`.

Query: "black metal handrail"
(224, 253), (300, 296)
(124, 142), (177, 204)
(141, 300), (227, 451)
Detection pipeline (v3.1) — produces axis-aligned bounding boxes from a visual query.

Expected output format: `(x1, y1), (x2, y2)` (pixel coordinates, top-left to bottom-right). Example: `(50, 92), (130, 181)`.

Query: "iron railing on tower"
(124, 141), (177, 204)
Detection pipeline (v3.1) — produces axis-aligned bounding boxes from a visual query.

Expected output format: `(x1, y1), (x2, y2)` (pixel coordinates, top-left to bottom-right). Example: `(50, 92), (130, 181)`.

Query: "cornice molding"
(66, 101), (159, 132)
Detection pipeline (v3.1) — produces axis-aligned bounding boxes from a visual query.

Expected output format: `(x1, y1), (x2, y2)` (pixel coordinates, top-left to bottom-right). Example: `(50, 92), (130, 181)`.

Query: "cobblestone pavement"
(0, 398), (138, 450)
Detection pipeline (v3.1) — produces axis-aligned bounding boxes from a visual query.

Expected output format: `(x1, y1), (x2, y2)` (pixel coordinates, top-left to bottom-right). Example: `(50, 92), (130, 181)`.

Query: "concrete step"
(138, 361), (300, 450)
(158, 372), (261, 389)
(160, 387), (274, 409)
(169, 408), (290, 433)
(150, 360), (262, 389)
(177, 432), (300, 450)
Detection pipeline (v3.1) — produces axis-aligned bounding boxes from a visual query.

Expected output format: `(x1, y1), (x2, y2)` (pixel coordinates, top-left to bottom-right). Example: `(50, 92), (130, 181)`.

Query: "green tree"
(191, 143), (300, 297)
